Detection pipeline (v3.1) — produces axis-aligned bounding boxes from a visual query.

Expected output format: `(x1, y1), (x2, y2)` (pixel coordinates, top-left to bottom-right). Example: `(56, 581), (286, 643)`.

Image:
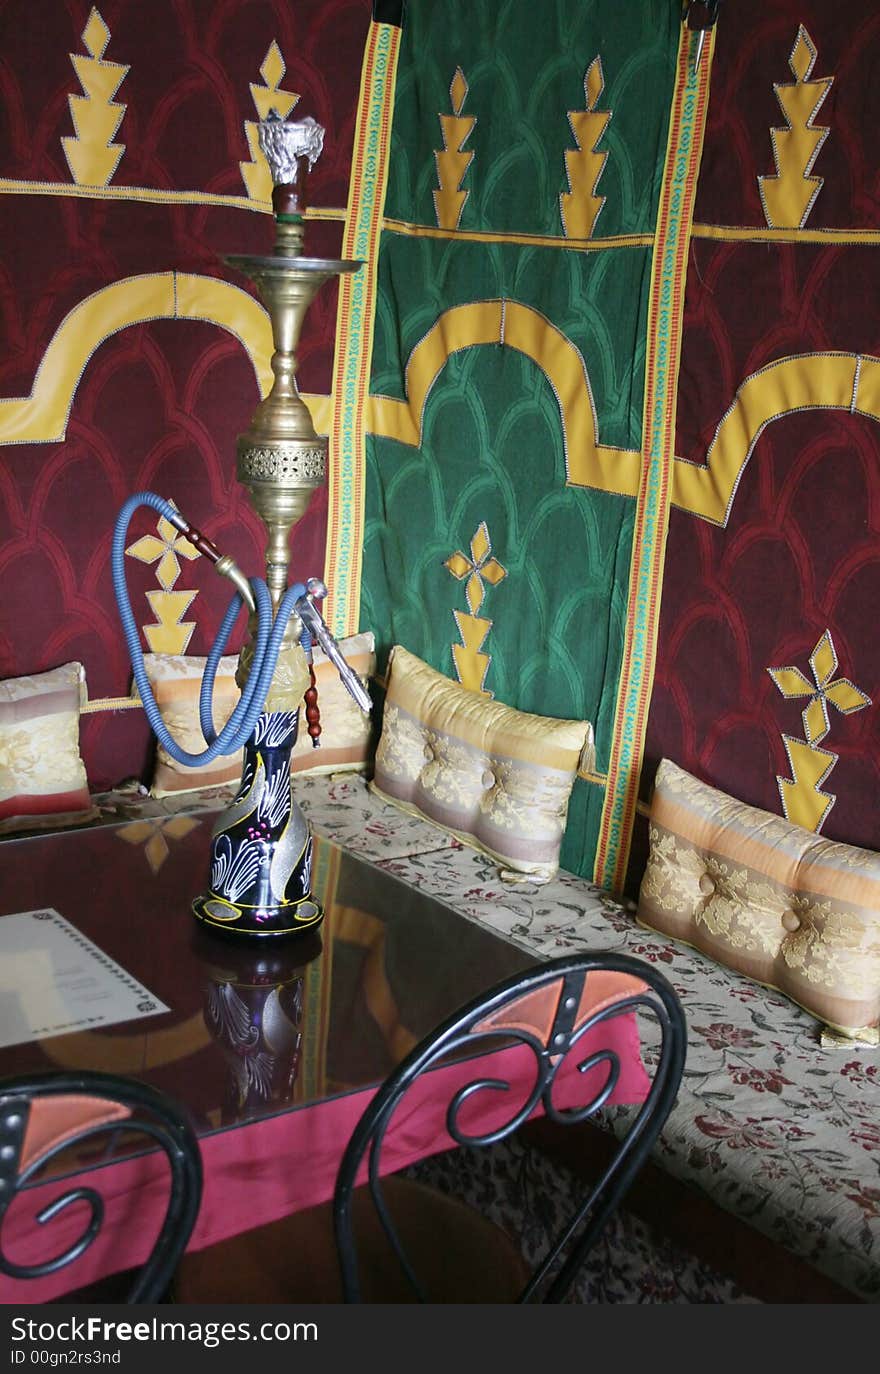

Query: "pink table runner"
(1, 1018), (648, 1304)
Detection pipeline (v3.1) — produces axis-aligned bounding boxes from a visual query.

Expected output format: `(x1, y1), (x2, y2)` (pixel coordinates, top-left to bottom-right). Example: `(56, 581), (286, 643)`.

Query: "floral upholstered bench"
(291, 773), (878, 1305)
(5, 767), (877, 1302)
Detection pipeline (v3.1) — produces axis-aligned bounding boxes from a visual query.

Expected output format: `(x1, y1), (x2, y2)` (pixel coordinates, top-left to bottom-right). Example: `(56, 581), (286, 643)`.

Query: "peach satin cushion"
(371, 645), (594, 883)
(143, 633), (376, 798)
(638, 758), (880, 1040)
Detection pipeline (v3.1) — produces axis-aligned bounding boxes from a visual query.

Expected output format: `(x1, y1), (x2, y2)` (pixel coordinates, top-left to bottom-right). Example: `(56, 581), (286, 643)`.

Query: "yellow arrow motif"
(433, 68), (476, 231)
(143, 589), (197, 656)
(452, 611), (493, 696)
(240, 42), (300, 204)
(445, 522), (507, 695)
(769, 630), (871, 831)
(126, 510), (201, 655)
(560, 57), (610, 240)
(777, 736), (837, 833)
(61, 9), (129, 189)
(758, 26), (833, 230)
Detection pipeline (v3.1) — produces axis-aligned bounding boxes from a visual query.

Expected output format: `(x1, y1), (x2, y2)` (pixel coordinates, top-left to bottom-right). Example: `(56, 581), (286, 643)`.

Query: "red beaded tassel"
(304, 663), (321, 748)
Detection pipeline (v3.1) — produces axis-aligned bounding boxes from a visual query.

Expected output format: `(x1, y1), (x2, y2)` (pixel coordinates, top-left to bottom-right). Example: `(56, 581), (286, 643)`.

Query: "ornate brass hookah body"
(192, 114), (365, 941)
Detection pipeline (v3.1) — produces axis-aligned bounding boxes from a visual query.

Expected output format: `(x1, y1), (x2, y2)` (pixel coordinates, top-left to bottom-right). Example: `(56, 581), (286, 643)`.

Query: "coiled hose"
(112, 491), (311, 767)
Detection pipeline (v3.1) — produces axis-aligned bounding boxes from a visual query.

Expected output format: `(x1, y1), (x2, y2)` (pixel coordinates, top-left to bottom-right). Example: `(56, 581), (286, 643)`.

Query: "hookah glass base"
(191, 710), (323, 940)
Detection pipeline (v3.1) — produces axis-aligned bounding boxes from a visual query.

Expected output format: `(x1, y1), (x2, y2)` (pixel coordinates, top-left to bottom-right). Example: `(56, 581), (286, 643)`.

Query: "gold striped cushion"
(143, 633), (376, 798)
(639, 758), (880, 1039)
(371, 645), (594, 883)
(0, 662), (97, 834)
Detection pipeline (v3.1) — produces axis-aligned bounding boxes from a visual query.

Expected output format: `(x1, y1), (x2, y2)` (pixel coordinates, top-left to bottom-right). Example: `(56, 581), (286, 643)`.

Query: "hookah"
(112, 112), (368, 940)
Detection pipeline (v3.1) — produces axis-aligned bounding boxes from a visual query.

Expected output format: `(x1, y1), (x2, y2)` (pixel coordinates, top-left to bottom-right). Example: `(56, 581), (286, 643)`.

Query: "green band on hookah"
(276, 213), (304, 224)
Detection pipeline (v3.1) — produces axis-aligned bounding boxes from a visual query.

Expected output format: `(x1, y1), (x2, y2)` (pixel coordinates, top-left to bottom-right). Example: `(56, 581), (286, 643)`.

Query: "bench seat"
(298, 775), (880, 1303)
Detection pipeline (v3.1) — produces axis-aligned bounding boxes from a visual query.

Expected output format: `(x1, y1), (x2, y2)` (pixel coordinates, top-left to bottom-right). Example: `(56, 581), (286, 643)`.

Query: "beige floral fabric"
(372, 645), (594, 882)
(639, 759), (880, 1039)
(0, 662), (96, 834)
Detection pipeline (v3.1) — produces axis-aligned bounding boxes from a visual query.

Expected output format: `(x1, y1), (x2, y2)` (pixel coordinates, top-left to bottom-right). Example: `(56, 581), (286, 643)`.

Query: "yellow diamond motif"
(164, 816), (200, 841)
(156, 549), (181, 591)
(825, 680), (872, 714)
(810, 631), (837, 690)
(450, 67), (468, 116)
(466, 572), (484, 615)
(126, 534), (167, 565)
(118, 821), (155, 846)
(481, 558), (506, 586)
(585, 54), (604, 110)
(261, 39), (285, 90)
(470, 521), (490, 567)
(83, 8), (111, 60)
(445, 551), (472, 580)
(802, 696), (829, 746)
(768, 666), (813, 698)
(117, 815), (200, 874)
(791, 27), (816, 82)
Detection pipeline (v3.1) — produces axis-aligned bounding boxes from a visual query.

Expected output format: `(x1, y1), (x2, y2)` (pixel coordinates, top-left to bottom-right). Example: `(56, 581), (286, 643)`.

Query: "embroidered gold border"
(324, 21), (401, 638)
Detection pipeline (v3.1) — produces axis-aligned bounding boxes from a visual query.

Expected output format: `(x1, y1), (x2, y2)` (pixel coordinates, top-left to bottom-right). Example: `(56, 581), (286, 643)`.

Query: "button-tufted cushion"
(371, 646), (594, 883)
(638, 758), (880, 1040)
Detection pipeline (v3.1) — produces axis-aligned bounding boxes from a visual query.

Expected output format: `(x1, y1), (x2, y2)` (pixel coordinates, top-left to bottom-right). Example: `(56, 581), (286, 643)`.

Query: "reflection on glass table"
(0, 813), (531, 1136)
(0, 812), (648, 1303)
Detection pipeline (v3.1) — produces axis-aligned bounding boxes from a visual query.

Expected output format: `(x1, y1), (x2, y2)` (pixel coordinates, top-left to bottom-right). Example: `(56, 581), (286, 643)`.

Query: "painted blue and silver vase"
(192, 709), (322, 939)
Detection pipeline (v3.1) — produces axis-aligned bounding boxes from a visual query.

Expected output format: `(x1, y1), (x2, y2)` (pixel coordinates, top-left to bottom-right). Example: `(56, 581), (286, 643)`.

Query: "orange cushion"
(140, 633), (376, 798)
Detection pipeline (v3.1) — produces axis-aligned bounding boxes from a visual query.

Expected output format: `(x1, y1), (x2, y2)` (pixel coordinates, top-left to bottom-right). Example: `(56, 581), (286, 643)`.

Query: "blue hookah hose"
(112, 491), (308, 767)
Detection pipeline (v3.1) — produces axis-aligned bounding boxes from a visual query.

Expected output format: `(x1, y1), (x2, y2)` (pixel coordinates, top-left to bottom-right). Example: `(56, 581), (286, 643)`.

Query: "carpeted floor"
(407, 1139), (758, 1304)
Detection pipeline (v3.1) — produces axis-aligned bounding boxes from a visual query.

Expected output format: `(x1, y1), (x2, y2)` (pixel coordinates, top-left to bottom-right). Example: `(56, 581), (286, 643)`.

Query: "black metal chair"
(332, 951), (687, 1303)
(0, 1071), (203, 1302)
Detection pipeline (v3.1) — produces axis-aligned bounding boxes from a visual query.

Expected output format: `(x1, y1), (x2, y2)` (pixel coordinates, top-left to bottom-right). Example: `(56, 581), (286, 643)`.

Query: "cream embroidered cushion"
(371, 645), (595, 883)
(142, 632), (376, 798)
(0, 662), (97, 835)
(638, 758), (880, 1040)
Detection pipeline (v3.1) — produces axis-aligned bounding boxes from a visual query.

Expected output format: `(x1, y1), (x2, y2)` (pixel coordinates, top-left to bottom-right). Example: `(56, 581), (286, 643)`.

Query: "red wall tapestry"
(0, 0), (371, 787)
(637, 0), (880, 882)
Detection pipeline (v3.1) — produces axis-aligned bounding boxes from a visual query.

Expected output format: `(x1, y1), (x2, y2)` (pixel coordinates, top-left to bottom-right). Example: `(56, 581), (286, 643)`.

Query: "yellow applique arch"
(366, 299), (641, 498)
(672, 352), (880, 525)
(0, 272), (277, 446)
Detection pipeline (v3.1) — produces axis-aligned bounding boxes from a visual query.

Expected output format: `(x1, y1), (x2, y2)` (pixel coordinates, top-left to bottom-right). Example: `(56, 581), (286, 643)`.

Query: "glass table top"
(0, 814), (532, 1139)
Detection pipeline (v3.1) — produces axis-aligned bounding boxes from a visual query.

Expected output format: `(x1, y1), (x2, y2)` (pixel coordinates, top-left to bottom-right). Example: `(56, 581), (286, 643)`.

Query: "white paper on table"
(0, 908), (169, 1049)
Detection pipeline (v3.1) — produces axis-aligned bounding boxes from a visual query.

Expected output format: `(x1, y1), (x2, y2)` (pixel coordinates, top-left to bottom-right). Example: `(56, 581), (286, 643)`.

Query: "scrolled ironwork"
(442, 1029), (545, 1148)
(333, 951), (687, 1304)
(0, 1072), (202, 1301)
(1, 1182), (105, 1280)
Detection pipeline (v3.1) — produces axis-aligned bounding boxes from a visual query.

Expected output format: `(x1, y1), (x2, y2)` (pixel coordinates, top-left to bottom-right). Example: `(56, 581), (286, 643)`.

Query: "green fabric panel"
(385, 0), (677, 238)
(362, 240), (638, 878)
(365, 229), (643, 710)
(360, 0), (679, 881)
(371, 234), (651, 452)
(561, 776), (607, 879)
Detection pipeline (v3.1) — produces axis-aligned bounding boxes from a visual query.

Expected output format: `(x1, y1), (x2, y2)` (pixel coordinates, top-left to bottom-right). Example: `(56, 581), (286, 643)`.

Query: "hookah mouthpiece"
(295, 583), (372, 716)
